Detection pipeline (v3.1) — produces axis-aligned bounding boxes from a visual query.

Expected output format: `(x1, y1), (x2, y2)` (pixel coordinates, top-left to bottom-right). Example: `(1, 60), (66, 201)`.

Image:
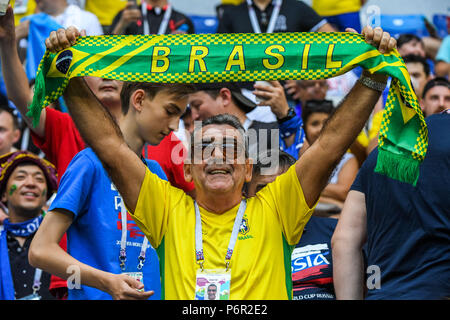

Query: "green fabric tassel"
(374, 149), (420, 186)
(27, 52), (49, 128)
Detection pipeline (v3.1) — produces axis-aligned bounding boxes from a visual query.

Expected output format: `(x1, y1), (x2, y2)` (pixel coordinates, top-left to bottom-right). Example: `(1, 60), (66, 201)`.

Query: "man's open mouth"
(206, 167), (233, 175)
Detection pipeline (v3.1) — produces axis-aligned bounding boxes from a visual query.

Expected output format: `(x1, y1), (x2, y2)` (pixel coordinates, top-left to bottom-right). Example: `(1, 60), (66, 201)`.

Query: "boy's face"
(135, 90), (188, 145)
(304, 112), (330, 145)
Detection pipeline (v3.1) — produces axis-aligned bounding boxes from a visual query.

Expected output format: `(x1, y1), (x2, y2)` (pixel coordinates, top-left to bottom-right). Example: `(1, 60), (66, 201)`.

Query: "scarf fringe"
(375, 149), (420, 187)
(27, 76), (45, 128)
(27, 51), (49, 128)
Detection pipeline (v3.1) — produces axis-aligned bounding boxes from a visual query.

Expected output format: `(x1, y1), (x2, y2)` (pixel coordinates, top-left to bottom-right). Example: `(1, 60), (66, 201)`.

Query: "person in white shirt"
(35, 0), (103, 35)
(15, 0), (102, 47)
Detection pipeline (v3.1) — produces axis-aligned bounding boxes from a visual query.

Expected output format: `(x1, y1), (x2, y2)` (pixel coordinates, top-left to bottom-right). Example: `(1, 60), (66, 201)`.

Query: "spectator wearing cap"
(189, 82), (304, 160)
(0, 151), (57, 300)
(421, 77), (450, 117)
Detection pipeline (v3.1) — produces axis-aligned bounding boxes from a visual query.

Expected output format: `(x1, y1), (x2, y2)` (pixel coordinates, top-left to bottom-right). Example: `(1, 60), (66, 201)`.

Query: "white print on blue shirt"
(291, 243), (331, 273)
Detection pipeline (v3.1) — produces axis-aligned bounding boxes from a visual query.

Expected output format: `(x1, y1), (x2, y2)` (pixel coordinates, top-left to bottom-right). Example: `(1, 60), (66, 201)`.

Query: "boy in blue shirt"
(29, 74), (194, 299)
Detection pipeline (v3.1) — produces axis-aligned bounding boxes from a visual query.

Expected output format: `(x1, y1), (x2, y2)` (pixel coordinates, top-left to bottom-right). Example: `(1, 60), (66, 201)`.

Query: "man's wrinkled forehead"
(195, 124), (245, 144)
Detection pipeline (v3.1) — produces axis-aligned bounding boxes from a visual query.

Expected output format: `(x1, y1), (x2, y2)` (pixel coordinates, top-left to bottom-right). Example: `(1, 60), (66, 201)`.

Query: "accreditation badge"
(195, 269), (231, 300)
(122, 272), (144, 291)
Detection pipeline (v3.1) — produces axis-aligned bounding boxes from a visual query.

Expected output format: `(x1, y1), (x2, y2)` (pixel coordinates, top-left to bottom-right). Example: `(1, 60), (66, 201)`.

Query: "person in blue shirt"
(29, 63), (195, 299)
(332, 112), (450, 299)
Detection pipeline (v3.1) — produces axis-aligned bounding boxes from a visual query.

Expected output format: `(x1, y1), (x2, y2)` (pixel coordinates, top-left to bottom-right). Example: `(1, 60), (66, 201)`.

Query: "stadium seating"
(189, 15), (219, 34)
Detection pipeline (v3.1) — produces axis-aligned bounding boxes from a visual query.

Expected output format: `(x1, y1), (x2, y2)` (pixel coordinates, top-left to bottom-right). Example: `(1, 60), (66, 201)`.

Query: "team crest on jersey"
(239, 217), (250, 235)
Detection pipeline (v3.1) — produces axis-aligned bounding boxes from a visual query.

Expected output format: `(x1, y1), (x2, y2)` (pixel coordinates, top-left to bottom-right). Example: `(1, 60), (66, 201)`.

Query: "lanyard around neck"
(194, 200), (247, 271)
(119, 195), (149, 271)
(31, 268), (42, 295)
(247, 0), (282, 34)
(141, 2), (172, 35)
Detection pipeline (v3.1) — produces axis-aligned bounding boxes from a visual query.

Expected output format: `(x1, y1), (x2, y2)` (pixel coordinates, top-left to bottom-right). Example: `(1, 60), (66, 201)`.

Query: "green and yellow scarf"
(28, 32), (427, 185)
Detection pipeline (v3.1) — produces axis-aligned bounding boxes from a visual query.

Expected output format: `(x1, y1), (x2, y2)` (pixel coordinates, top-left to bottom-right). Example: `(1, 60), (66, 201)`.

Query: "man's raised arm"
(296, 26), (396, 208)
(64, 76), (145, 213)
(46, 27), (146, 213)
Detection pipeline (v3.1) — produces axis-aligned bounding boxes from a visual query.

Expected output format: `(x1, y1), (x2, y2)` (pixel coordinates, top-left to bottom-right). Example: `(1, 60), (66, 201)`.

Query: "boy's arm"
(29, 210), (153, 299)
